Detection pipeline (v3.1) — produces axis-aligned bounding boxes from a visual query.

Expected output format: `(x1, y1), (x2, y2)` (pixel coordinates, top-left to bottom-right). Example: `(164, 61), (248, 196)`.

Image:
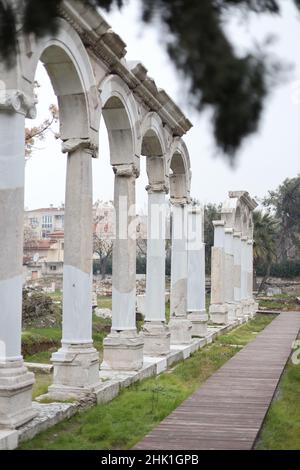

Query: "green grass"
(32, 373), (53, 400)
(256, 358), (300, 450)
(48, 290), (63, 301)
(258, 293), (300, 312)
(97, 296), (112, 309)
(216, 314), (275, 346)
(22, 317), (112, 364)
(20, 314), (275, 450)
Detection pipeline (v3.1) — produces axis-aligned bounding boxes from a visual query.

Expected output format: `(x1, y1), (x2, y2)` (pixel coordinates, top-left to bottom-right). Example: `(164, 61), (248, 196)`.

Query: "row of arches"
(0, 15), (194, 427)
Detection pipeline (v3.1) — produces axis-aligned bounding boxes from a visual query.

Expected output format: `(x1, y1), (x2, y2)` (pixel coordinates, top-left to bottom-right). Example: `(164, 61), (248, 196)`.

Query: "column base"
(142, 321), (170, 356)
(248, 299), (259, 318)
(101, 330), (144, 371)
(187, 311), (208, 337)
(0, 360), (37, 429)
(48, 343), (100, 400)
(241, 299), (252, 318)
(226, 302), (237, 321)
(169, 318), (192, 344)
(234, 303), (243, 319)
(209, 304), (229, 325)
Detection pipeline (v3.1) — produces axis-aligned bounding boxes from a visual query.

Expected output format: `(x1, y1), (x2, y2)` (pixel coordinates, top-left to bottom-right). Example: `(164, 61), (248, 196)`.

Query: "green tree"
(263, 175), (300, 262)
(253, 210), (278, 291)
(1, 0), (299, 160)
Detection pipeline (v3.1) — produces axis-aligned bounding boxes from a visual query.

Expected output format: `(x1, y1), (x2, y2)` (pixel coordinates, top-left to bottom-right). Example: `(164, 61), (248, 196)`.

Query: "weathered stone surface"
(94, 308), (112, 319)
(209, 304), (229, 325)
(18, 402), (78, 444)
(142, 321), (170, 356)
(0, 361), (37, 429)
(49, 344), (101, 400)
(188, 312), (208, 337)
(102, 330), (144, 371)
(0, 429), (18, 450)
(169, 318), (192, 344)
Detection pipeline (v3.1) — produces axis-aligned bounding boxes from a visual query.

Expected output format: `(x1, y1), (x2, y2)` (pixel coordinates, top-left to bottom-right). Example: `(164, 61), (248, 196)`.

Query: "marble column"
(233, 232), (243, 318)
(187, 206), (208, 336)
(49, 142), (100, 399)
(169, 201), (192, 344)
(209, 221), (229, 324)
(0, 95), (36, 428)
(247, 239), (258, 317)
(240, 236), (249, 317)
(102, 164), (143, 370)
(143, 184), (170, 356)
(224, 228), (236, 321)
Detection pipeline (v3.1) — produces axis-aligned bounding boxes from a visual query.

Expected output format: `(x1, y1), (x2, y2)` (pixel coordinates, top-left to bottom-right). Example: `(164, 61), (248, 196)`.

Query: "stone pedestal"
(209, 304), (229, 325)
(188, 312), (208, 337)
(169, 318), (193, 344)
(102, 330), (144, 371)
(49, 344), (100, 399)
(0, 361), (36, 429)
(226, 302), (237, 321)
(143, 322), (170, 356)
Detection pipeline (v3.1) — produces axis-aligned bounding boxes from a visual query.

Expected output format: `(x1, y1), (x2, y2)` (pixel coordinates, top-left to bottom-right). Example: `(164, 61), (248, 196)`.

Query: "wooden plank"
(135, 312), (300, 450)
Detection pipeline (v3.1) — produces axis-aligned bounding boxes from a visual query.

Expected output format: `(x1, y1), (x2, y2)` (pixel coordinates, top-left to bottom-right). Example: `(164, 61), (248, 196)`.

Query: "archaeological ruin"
(0, 1), (258, 449)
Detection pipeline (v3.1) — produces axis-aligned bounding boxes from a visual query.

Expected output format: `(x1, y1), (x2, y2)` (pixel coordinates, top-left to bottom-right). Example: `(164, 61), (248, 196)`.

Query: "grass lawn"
(20, 314), (275, 450)
(258, 293), (300, 312)
(255, 357), (300, 450)
(22, 297), (113, 364)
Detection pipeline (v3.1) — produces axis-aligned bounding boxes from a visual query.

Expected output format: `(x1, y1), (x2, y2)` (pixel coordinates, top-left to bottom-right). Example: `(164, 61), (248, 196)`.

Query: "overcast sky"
(24, 0), (300, 212)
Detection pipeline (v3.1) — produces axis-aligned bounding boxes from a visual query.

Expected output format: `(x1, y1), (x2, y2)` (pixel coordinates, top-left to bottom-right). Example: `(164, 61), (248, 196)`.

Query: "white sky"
(24, 0), (300, 212)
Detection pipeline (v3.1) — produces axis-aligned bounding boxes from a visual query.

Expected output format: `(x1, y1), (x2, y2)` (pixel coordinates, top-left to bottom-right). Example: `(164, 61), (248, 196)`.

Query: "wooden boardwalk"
(135, 312), (300, 450)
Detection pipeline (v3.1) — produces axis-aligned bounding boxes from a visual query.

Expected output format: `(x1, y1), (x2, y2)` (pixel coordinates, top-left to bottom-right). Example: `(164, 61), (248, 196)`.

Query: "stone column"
(102, 164), (143, 370)
(169, 201), (192, 344)
(187, 206), (208, 336)
(209, 221), (229, 324)
(49, 142), (100, 399)
(143, 184), (170, 356)
(233, 232), (243, 318)
(247, 239), (258, 317)
(240, 236), (249, 317)
(0, 93), (36, 428)
(224, 228), (236, 321)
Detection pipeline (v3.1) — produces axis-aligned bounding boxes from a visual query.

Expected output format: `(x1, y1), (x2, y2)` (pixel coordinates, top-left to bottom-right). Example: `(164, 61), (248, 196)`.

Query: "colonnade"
(209, 192), (258, 324)
(0, 3), (257, 431)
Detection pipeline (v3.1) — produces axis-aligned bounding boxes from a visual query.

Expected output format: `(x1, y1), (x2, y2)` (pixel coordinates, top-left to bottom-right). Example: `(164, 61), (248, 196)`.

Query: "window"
(50, 265), (57, 271)
(29, 217), (39, 228)
(42, 215), (53, 229)
(42, 230), (51, 238)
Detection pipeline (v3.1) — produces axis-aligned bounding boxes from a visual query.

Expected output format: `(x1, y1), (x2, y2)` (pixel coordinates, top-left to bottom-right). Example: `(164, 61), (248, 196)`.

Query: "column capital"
(62, 138), (98, 157)
(213, 220), (225, 228)
(225, 228), (234, 235)
(247, 239), (254, 245)
(0, 89), (36, 118)
(233, 231), (242, 238)
(113, 163), (139, 178)
(241, 236), (248, 242)
(146, 182), (169, 194)
(170, 197), (189, 206)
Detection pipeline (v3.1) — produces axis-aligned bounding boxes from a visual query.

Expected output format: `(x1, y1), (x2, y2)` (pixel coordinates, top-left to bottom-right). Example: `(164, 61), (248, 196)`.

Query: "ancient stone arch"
(0, 1), (198, 430)
(209, 191), (258, 324)
(0, 2), (257, 439)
